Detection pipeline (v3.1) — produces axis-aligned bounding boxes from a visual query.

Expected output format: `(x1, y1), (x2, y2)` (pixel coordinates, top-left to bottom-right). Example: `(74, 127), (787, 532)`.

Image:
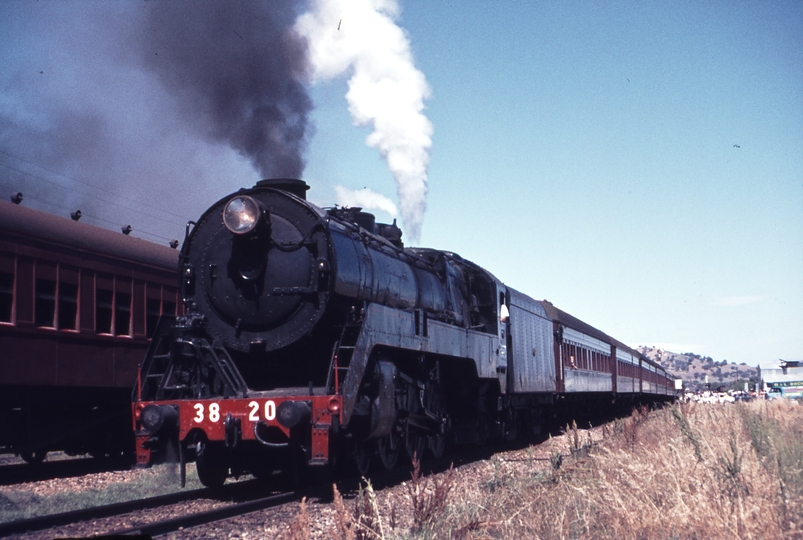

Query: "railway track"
(0, 486), (206, 537)
(0, 428), (592, 538)
(96, 461), (459, 538)
(0, 450), (481, 538)
(0, 477), (289, 537)
(0, 456), (131, 487)
(102, 489), (304, 537)
(103, 442), (549, 538)
(1, 433), (573, 534)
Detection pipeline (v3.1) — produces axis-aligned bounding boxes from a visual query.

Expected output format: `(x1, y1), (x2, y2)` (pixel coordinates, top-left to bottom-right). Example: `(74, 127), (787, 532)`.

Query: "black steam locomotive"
(133, 179), (673, 487)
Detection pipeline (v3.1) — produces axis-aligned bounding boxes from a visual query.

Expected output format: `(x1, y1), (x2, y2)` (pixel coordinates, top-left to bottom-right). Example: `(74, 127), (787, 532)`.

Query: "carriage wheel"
(20, 450), (47, 465)
(195, 441), (228, 488)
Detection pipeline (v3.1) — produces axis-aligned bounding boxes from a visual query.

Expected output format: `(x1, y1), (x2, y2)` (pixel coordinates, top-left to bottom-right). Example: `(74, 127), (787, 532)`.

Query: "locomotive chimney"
(256, 178), (309, 200)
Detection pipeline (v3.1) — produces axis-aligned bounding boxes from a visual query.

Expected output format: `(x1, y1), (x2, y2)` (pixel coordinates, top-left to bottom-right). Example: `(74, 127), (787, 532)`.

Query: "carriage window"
(0, 271), (12, 323)
(58, 282), (78, 330)
(115, 291), (131, 336)
(146, 297), (161, 338)
(163, 300), (176, 317)
(96, 288), (113, 334)
(35, 278), (56, 327)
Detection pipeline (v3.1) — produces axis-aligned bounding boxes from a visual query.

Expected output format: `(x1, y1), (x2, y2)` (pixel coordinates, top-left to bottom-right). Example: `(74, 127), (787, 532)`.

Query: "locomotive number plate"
(192, 402), (220, 423)
(248, 400), (276, 422)
(190, 400), (277, 423)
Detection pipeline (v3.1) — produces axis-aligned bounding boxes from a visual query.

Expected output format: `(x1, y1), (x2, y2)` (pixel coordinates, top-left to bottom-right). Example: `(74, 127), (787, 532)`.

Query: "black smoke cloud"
(0, 1), (312, 244)
(142, 0), (312, 178)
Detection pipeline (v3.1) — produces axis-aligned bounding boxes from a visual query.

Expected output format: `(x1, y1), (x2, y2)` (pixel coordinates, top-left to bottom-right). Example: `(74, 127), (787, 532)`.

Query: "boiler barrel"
(329, 228), (447, 314)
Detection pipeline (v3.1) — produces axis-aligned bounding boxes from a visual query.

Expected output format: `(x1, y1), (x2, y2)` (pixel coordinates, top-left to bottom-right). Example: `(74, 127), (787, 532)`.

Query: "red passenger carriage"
(0, 199), (179, 461)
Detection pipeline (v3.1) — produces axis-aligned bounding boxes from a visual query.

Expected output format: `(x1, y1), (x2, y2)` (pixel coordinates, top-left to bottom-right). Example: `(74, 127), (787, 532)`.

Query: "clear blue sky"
(1, 1), (801, 366)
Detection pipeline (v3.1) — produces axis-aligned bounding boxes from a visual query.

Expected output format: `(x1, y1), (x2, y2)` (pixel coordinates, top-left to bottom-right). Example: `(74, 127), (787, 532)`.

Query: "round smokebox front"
(191, 189), (330, 352)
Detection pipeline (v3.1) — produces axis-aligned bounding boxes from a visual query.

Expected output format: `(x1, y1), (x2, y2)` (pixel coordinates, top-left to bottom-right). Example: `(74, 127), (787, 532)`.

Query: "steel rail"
(0, 485), (218, 536)
(1, 436), (552, 538)
(101, 490), (304, 537)
(106, 448), (507, 538)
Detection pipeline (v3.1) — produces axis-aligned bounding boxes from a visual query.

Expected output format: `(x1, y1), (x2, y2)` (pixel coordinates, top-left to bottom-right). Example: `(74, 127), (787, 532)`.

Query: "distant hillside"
(637, 346), (760, 392)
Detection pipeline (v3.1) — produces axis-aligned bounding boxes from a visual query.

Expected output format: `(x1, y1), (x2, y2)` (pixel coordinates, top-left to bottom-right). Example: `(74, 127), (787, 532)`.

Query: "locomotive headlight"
(223, 196), (261, 235)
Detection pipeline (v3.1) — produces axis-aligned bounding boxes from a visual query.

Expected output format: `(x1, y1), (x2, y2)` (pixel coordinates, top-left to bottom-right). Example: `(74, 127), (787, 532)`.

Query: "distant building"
(760, 360), (803, 399)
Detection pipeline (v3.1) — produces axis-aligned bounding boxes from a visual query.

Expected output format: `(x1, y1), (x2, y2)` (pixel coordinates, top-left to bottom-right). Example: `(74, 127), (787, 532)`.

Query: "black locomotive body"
(133, 179), (674, 486)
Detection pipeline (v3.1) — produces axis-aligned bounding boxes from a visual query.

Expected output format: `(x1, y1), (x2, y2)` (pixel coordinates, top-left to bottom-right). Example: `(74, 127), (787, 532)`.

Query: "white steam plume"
(334, 185), (399, 217)
(295, 0), (433, 241)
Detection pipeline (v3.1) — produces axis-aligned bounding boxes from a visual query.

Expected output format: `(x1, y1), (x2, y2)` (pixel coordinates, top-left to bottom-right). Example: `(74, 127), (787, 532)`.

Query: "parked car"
(765, 387), (787, 400)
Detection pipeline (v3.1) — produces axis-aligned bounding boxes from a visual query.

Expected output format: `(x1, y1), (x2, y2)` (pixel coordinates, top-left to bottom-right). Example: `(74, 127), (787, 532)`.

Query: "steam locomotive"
(133, 179), (674, 487)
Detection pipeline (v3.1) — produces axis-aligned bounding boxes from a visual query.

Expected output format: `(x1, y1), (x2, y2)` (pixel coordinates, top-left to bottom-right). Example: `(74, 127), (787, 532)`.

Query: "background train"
(133, 179), (674, 487)
(0, 198), (180, 463)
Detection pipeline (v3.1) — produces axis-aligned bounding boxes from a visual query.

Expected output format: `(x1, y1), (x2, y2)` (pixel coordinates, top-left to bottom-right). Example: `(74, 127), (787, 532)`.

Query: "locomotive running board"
(340, 303), (500, 425)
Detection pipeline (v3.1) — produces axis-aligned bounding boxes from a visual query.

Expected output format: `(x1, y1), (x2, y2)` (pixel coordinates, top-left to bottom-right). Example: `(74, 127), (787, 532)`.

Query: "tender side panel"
(507, 288), (555, 393)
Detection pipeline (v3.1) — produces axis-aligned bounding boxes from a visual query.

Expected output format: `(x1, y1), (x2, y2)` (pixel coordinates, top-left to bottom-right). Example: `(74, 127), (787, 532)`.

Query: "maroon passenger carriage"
(0, 198), (180, 462)
(132, 179), (674, 487)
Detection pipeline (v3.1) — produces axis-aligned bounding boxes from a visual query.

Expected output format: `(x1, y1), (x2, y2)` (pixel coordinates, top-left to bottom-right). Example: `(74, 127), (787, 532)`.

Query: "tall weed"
(289, 400), (802, 539)
(441, 400), (803, 539)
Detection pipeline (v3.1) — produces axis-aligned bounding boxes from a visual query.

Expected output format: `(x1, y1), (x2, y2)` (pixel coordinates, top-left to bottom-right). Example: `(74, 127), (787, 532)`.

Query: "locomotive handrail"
(183, 220), (197, 244)
(325, 339), (340, 395)
(269, 222), (323, 252)
(193, 338), (248, 399)
(134, 315), (177, 402)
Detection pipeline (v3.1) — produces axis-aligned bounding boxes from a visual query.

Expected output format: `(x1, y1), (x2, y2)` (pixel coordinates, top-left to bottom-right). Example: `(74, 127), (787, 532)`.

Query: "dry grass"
(284, 400), (803, 539)
(440, 400), (803, 539)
